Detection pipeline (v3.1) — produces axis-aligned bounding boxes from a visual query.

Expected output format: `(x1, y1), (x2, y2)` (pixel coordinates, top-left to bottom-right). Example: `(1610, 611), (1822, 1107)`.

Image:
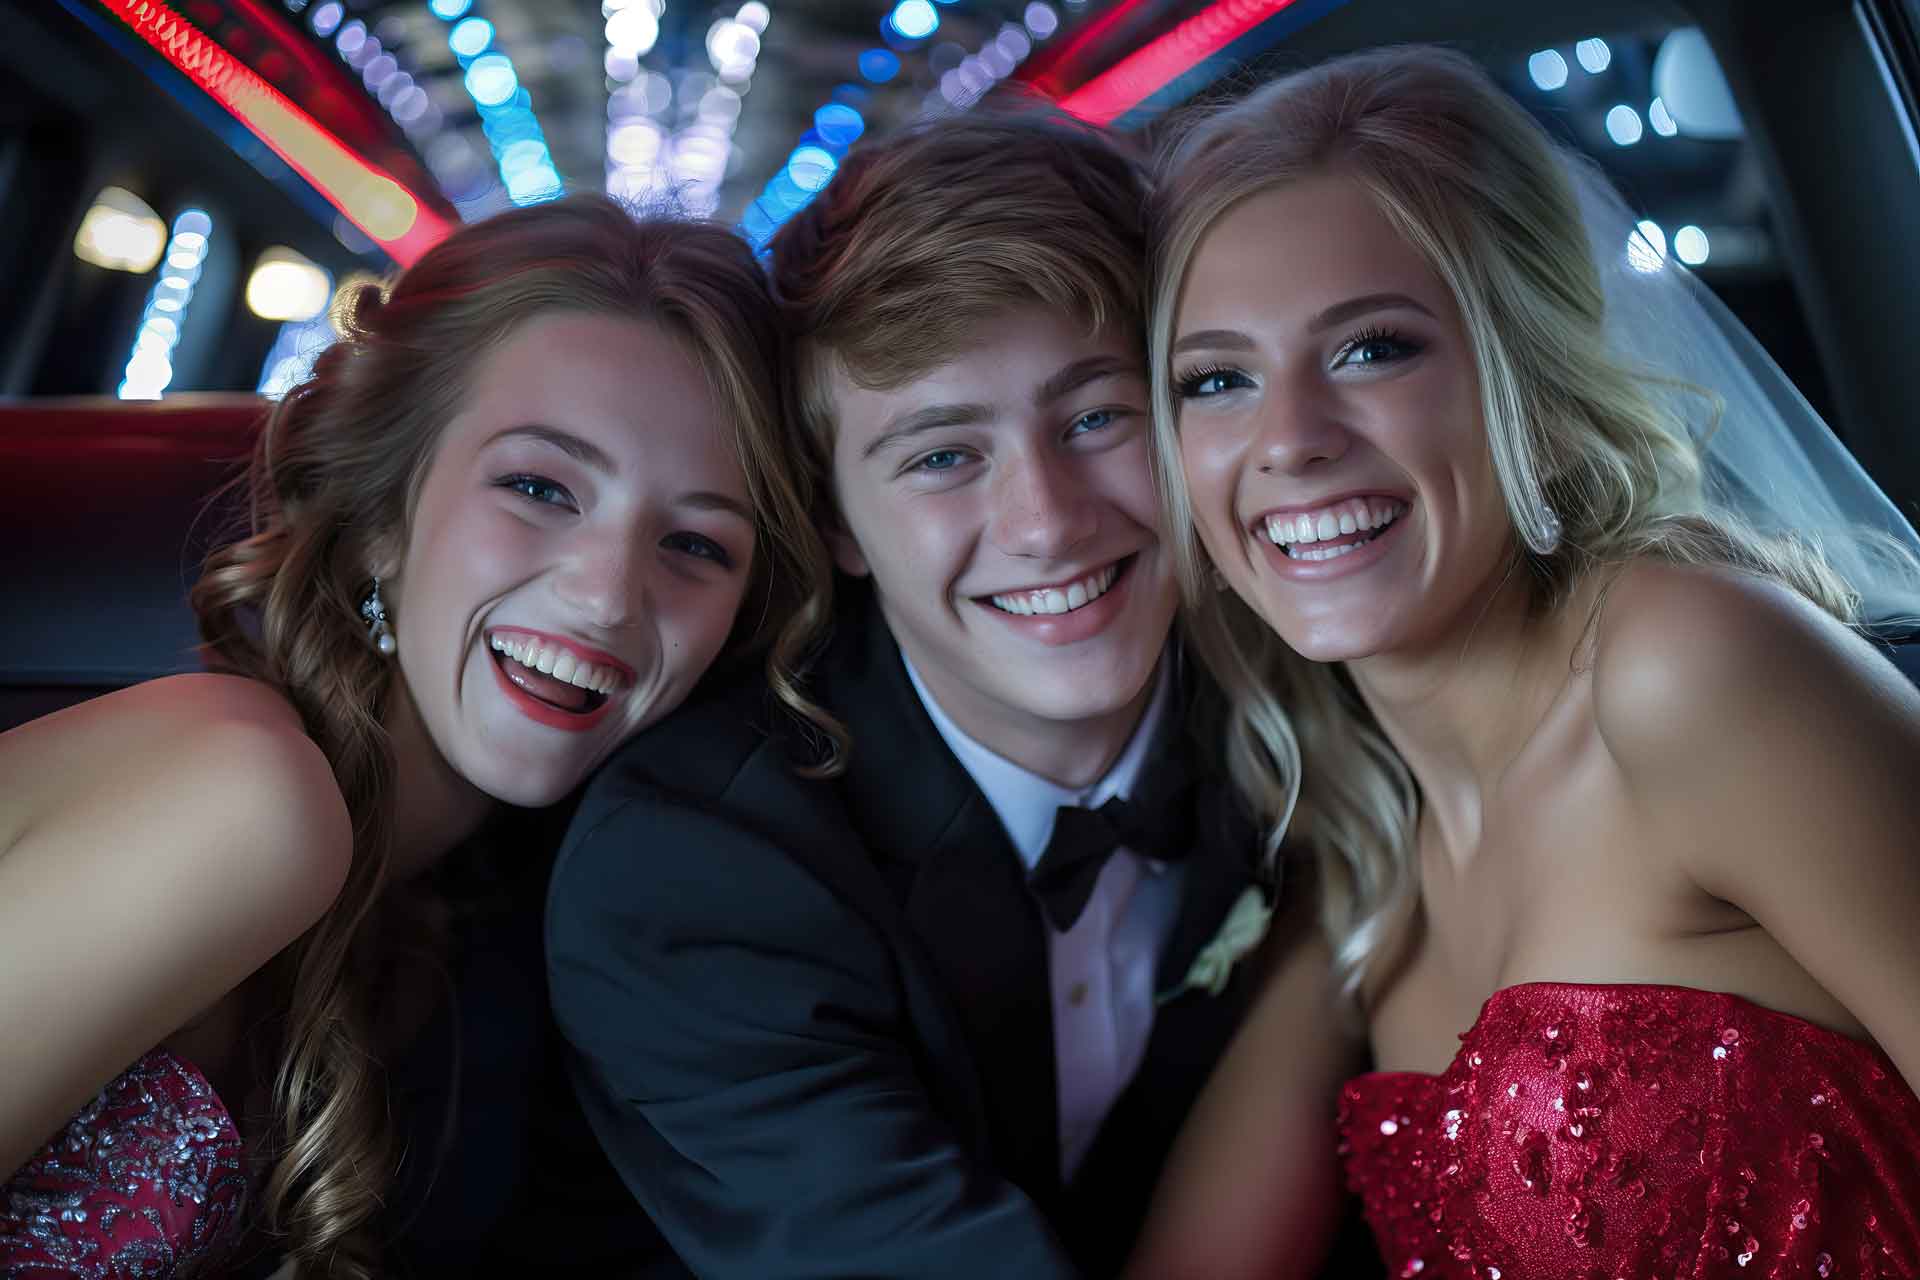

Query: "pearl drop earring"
(360, 577), (397, 656)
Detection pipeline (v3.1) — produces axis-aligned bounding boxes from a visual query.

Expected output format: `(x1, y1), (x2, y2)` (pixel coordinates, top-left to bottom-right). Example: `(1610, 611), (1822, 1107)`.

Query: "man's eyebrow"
(1034, 354), (1142, 406)
(487, 424), (617, 472)
(860, 403), (995, 460)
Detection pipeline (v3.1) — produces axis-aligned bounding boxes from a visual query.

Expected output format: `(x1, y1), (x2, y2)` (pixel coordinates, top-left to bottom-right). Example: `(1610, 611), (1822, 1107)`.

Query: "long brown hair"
(191, 193), (833, 1275)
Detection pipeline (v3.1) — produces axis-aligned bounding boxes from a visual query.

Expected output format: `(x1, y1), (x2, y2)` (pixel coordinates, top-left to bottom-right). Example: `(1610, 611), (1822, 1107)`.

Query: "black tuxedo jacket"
(546, 584), (1273, 1278)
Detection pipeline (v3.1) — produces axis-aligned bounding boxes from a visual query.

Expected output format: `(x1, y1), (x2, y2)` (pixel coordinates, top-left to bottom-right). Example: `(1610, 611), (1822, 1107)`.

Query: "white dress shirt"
(903, 654), (1186, 1181)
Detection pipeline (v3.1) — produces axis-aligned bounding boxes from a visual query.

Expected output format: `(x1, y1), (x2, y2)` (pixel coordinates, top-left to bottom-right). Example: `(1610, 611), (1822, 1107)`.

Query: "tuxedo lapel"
(1154, 771), (1265, 998)
(824, 585), (1063, 1201)
(1056, 670), (1269, 1276)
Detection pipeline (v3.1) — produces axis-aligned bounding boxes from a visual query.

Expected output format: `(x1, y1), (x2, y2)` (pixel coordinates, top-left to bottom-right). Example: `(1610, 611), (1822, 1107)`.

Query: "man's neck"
(902, 650), (1167, 790)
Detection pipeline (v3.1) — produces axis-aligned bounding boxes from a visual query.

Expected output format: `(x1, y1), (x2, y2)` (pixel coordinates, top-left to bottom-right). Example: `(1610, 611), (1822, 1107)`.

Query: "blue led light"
(787, 145), (838, 191)
(858, 48), (900, 83)
(429, 0), (472, 19)
(888, 0), (938, 41)
(465, 54), (518, 107)
(813, 104), (865, 148)
(449, 17), (493, 60)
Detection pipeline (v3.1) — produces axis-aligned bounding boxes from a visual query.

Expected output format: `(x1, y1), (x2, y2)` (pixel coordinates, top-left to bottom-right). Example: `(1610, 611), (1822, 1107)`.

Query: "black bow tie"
(1028, 762), (1196, 933)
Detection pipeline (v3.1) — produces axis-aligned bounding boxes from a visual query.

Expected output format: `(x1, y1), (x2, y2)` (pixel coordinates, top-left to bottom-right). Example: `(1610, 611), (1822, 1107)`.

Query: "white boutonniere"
(1158, 885), (1273, 1005)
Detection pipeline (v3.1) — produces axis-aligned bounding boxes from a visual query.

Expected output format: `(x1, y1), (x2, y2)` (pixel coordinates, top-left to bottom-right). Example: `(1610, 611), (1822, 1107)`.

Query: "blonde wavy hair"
(1147, 46), (1862, 1014)
(191, 193), (835, 1275)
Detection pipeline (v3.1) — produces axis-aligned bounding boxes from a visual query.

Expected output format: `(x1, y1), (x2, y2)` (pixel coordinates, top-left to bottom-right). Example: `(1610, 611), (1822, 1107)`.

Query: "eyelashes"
(1173, 325), (1425, 396)
(1329, 325), (1422, 369)
(1172, 364), (1251, 399)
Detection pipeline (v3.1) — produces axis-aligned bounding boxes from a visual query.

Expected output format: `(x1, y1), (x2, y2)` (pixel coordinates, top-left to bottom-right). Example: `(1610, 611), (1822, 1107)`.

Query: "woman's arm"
(1594, 562), (1920, 1095)
(0, 673), (352, 1176)
(1125, 913), (1364, 1280)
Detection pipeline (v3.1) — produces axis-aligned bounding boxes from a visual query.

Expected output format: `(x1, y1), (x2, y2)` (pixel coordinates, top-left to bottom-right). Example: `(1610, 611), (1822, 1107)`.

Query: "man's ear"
(827, 522), (870, 578)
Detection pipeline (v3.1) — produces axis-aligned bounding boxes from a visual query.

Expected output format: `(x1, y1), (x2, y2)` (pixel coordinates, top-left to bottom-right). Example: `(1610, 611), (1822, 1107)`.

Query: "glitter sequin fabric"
(1340, 983), (1920, 1279)
(2, 1048), (247, 1278)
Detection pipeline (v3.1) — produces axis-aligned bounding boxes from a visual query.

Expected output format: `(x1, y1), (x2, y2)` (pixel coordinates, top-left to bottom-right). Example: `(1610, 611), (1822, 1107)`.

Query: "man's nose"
(986, 449), (1101, 561)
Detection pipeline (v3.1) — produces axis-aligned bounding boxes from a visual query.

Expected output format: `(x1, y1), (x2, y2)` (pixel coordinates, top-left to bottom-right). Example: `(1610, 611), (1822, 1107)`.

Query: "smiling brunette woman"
(0, 194), (830, 1277)
(1127, 46), (1920, 1280)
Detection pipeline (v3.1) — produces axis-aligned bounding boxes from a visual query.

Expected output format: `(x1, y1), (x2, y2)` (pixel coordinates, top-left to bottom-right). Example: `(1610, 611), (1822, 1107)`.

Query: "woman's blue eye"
(500, 474), (574, 507)
(664, 532), (734, 569)
(1332, 329), (1420, 370)
(1175, 367), (1253, 398)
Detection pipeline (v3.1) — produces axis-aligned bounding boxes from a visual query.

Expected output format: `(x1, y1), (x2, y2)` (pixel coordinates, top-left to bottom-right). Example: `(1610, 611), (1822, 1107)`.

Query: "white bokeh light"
(1605, 104), (1644, 146)
(1674, 225), (1710, 266)
(1627, 219), (1668, 274)
(1528, 49), (1568, 91)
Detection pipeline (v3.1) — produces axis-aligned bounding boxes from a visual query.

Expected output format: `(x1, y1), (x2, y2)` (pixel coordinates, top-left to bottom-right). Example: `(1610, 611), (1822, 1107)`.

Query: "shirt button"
(1068, 981), (1089, 1007)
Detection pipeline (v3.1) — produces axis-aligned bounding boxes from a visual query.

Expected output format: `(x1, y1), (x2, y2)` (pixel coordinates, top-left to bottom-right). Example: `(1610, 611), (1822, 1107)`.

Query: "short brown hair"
(766, 107), (1150, 485)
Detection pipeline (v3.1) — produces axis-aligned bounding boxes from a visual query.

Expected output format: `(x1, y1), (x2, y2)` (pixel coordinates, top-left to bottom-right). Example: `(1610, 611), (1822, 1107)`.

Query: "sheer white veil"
(1568, 155), (1920, 631)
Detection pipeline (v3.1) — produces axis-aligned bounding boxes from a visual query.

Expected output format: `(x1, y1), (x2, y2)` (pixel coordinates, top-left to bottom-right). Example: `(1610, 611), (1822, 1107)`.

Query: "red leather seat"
(0, 394), (266, 730)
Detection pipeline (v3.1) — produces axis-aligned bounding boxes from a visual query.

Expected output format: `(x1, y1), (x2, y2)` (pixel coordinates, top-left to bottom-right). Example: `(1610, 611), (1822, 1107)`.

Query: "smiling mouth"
(1259, 497), (1408, 562)
(984, 557), (1129, 616)
(488, 634), (616, 715)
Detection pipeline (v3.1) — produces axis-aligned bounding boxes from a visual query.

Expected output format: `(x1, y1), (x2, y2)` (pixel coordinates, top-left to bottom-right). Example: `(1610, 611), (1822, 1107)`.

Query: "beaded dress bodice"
(1339, 983), (1920, 1280)
(2, 1048), (248, 1277)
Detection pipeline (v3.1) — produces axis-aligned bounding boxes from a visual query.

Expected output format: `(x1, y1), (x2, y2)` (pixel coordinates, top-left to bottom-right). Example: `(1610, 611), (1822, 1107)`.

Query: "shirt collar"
(901, 651), (1175, 871)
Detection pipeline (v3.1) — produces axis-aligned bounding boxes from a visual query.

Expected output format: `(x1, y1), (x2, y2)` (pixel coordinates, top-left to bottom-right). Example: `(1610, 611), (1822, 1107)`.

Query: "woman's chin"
(1249, 602), (1392, 665)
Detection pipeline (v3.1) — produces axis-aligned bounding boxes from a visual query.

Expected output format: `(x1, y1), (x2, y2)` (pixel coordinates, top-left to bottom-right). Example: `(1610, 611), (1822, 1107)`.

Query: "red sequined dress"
(1339, 983), (1920, 1279)
(1, 1048), (248, 1277)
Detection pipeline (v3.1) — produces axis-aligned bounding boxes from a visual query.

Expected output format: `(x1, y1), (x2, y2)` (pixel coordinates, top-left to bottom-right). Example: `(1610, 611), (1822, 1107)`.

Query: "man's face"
(826, 305), (1179, 767)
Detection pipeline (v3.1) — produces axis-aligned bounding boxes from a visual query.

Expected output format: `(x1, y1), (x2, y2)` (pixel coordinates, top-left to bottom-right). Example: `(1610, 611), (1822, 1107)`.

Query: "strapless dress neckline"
(2, 1046), (249, 1277)
(1339, 981), (1920, 1279)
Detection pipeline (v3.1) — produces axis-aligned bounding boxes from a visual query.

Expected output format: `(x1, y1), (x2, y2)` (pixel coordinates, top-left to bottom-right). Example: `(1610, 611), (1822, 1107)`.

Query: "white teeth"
(1288, 541), (1363, 562)
(489, 634), (622, 693)
(1262, 498), (1407, 549)
(991, 564), (1119, 616)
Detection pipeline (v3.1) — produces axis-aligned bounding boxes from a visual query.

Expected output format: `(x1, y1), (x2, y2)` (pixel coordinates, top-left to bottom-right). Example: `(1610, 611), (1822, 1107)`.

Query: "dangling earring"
(360, 577), (397, 656)
(1535, 504), (1564, 555)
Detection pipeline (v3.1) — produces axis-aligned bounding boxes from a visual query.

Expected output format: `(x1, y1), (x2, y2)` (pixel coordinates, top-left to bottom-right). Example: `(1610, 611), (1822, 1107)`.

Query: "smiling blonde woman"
(1130, 45), (1920, 1280)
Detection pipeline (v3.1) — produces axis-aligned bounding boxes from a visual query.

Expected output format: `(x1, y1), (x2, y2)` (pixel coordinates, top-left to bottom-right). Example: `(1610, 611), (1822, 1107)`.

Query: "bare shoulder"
(1, 673), (352, 919)
(1589, 559), (1914, 774)
(0, 676), (352, 1171)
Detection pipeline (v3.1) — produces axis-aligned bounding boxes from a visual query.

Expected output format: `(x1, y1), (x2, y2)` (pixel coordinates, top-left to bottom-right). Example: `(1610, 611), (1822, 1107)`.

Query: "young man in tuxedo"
(545, 114), (1313, 1277)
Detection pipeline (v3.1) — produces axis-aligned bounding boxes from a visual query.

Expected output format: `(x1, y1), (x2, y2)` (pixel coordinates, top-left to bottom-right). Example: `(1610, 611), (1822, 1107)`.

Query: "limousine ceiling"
(19, 0), (1735, 268)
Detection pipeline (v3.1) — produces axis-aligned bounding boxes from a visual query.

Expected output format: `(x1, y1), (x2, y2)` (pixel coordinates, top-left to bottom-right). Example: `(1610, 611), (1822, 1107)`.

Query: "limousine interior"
(5, 0), (1918, 728)
(2, 0), (1917, 1272)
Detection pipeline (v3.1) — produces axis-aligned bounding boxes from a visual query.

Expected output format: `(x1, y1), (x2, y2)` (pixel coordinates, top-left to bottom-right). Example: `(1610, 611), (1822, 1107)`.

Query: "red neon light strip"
(1057, 0), (1303, 126)
(98, 0), (452, 265)
(1025, 0), (1156, 98)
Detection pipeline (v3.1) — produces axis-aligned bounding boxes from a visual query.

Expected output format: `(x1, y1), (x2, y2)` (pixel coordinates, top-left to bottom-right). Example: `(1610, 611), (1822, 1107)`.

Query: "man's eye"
(1068, 408), (1119, 436)
(499, 474), (574, 507)
(914, 449), (968, 473)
